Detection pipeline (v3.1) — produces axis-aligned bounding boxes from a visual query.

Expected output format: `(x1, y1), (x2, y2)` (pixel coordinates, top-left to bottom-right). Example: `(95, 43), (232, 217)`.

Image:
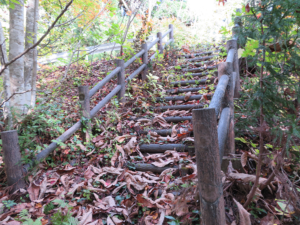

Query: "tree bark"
(1, 130), (25, 193)
(78, 86), (91, 143)
(9, 0), (25, 115)
(24, 0), (39, 109)
(0, 22), (12, 129)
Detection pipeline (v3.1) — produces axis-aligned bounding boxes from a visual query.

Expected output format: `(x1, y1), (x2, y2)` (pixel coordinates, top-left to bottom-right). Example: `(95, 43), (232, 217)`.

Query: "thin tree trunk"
(244, 21), (266, 208)
(148, 0), (153, 21)
(9, 0), (25, 115)
(0, 22), (12, 129)
(24, 0), (39, 109)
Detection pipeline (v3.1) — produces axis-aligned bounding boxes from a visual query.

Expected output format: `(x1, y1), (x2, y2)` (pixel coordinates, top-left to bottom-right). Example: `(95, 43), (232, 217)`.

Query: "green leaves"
(241, 38), (259, 57)
(8, 0), (22, 9)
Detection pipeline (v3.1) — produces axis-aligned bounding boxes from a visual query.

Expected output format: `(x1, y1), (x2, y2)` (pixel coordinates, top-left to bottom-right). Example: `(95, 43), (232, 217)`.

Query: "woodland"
(0, 0), (300, 224)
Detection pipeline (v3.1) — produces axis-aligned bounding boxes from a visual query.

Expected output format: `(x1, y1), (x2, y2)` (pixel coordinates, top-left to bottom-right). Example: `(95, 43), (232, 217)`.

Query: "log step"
(139, 128), (190, 136)
(170, 79), (212, 87)
(140, 144), (194, 153)
(156, 94), (206, 102)
(179, 72), (209, 78)
(182, 65), (217, 73)
(133, 163), (178, 173)
(181, 60), (216, 68)
(187, 55), (214, 62)
(154, 104), (203, 111)
(164, 116), (192, 122)
(166, 87), (206, 94)
(179, 50), (221, 58)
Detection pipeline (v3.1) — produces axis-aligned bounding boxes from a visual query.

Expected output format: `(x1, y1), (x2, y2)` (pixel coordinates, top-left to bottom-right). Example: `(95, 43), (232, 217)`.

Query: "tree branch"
(0, 0), (74, 76)
(0, 90), (32, 108)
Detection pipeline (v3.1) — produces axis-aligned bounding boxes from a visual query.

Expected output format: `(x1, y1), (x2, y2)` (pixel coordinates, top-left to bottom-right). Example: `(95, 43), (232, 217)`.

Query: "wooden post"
(192, 108), (225, 225)
(227, 40), (240, 98)
(218, 60), (235, 156)
(1, 130), (25, 193)
(116, 59), (126, 104)
(141, 43), (148, 81)
(169, 24), (174, 41)
(78, 86), (91, 143)
(157, 32), (163, 53)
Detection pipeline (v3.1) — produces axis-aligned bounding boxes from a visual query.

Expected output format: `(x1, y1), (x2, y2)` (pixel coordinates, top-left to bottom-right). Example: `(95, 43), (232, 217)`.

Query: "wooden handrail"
(192, 13), (241, 224)
(217, 107), (231, 162)
(124, 49), (145, 68)
(209, 75), (229, 118)
(89, 66), (121, 98)
(22, 24), (175, 172)
(147, 37), (159, 51)
(126, 64), (146, 82)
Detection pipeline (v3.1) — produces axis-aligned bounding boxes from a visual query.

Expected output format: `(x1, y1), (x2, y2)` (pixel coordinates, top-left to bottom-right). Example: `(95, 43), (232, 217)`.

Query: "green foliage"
(17, 209), (42, 225)
(249, 203), (267, 219)
(16, 102), (75, 167)
(236, 0), (300, 149)
(82, 189), (91, 200)
(51, 211), (79, 225)
(50, 199), (79, 225)
(44, 202), (56, 215)
(165, 216), (181, 225)
(2, 200), (16, 209)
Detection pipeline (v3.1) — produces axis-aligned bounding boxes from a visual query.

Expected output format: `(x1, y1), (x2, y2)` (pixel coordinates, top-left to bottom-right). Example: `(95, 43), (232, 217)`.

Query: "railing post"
(169, 24), (174, 41)
(157, 32), (163, 53)
(1, 130), (25, 193)
(141, 43), (148, 81)
(232, 17), (242, 41)
(78, 86), (91, 143)
(227, 40), (239, 98)
(116, 59), (126, 104)
(192, 108), (225, 225)
(218, 60), (235, 156)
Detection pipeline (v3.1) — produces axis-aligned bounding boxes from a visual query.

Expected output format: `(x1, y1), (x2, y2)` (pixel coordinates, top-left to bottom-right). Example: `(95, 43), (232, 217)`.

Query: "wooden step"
(166, 87), (206, 94)
(182, 65), (217, 73)
(140, 144), (194, 153)
(154, 104), (203, 111)
(156, 94), (207, 102)
(170, 79), (212, 87)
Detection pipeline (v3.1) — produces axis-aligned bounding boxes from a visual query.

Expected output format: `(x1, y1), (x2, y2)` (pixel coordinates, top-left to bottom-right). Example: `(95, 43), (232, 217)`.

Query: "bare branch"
(0, 90), (32, 108)
(0, 0), (74, 76)
(54, 12), (83, 28)
(0, 38), (7, 65)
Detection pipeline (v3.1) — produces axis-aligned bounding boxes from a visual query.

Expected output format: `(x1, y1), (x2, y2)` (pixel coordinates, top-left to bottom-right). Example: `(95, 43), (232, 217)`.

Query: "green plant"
(17, 209), (43, 225)
(236, 0), (300, 208)
(82, 189), (91, 200)
(50, 199), (79, 225)
(2, 200), (16, 209)
(165, 216), (181, 225)
(44, 202), (56, 215)
(249, 203), (267, 219)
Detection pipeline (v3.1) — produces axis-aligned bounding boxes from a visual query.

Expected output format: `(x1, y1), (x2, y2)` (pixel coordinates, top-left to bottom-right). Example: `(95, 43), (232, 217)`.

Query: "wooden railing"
(0, 25), (174, 180)
(192, 15), (241, 224)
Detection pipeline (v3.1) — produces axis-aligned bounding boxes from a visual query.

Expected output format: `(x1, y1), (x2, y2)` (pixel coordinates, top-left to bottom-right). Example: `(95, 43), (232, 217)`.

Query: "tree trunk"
(1, 130), (25, 193)
(25, 0), (39, 109)
(0, 22), (12, 129)
(9, 0), (25, 115)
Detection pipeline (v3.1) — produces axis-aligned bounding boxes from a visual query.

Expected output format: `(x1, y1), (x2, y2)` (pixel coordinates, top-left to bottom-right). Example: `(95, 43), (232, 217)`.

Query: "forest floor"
(0, 43), (299, 225)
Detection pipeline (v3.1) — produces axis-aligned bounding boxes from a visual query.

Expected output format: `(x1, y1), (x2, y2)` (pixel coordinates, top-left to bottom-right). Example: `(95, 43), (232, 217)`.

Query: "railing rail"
(22, 25), (175, 172)
(192, 11), (241, 224)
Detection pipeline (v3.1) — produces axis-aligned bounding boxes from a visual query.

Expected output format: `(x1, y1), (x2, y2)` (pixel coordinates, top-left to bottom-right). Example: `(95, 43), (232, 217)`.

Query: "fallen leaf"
(84, 166), (95, 180)
(241, 152), (248, 168)
(184, 92), (191, 101)
(233, 198), (251, 225)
